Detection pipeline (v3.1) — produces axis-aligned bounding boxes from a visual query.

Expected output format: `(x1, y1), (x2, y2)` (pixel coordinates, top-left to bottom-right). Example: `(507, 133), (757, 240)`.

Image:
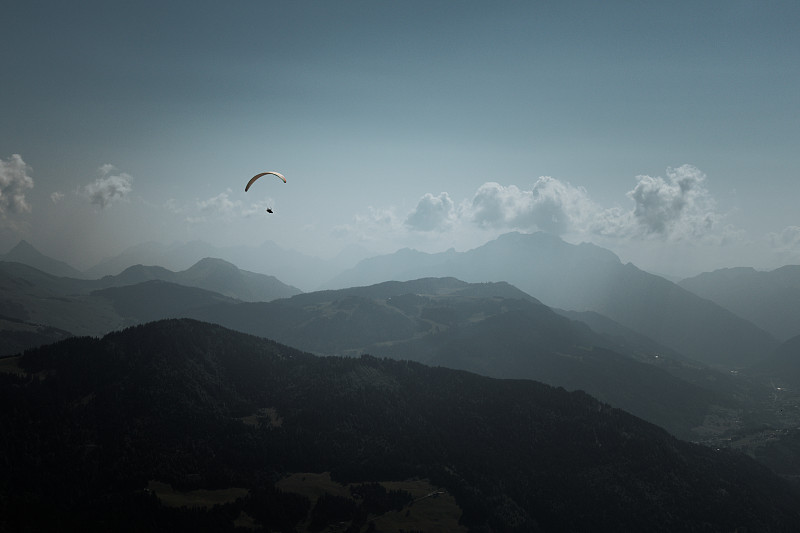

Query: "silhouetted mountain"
(100, 263), (176, 286)
(679, 266), (800, 341)
(0, 239), (85, 278)
(181, 257), (301, 301)
(0, 258), (300, 338)
(2, 319), (798, 532)
(97, 257), (302, 302)
(92, 280), (240, 324)
(85, 239), (368, 291)
(84, 240), (218, 278)
(324, 232), (778, 367)
(185, 277), (747, 438)
(0, 261), (124, 336)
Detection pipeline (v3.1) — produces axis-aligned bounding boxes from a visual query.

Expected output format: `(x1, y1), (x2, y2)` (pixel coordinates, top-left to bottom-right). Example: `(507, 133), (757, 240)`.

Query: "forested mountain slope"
(2, 319), (797, 532)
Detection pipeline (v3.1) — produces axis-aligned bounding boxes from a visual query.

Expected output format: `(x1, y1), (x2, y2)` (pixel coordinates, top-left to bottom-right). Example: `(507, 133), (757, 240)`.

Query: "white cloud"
(84, 164), (133, 208)
(0, 154), (34, 216)
(187, 190), (241, 223)
(461, 165), (724, 242)
(405, 192), (455, 231)
(343, 165), (734, 263)
(625, 165), (719, 240)
(768, 226), (800, 253)
(198, 191), (237, 215)
(163, 198), (184, 214)
(169, 188), (276, 225)
(50, 191), (65, 203)
(469, 177), (595, 235)
(241, 198), (274, 217)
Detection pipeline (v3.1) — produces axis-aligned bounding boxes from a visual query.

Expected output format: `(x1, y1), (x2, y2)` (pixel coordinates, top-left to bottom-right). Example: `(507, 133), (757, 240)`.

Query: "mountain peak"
(8, 239), (41, 258)
(2, 240), (84, 278)
(186, 257), (239, 273)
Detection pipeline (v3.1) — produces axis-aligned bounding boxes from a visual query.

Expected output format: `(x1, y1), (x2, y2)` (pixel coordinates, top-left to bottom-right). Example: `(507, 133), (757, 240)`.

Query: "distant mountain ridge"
(98, 257), (302, 302)
(324, 231), (778, 368)
(84, 239), (372, 290)
(0, 240), (85, 278)
(0, 257), (301, 338)
(679, 265), (800, 341)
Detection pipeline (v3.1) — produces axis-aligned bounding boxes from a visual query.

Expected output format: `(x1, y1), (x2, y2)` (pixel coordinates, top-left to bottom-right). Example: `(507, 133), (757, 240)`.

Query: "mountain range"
(2, 238), (794, 435)
(82, 239), (372, 290)
(183, 276), (758, 439)
(2, 236), (794, 369)
(3, 235), (800, 529)
(324, 231), (779, 368)
(2, 318), (799, 532)
(0, 256), (299, 344)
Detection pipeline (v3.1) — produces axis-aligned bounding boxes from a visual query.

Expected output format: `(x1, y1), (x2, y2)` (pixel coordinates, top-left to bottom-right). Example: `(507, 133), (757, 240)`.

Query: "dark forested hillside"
(2, 319), (799, 532)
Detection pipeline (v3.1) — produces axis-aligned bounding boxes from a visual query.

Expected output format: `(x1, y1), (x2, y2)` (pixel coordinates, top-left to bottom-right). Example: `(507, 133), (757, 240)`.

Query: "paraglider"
(245, 171), (286, 192)
(245, 171), (286, 215)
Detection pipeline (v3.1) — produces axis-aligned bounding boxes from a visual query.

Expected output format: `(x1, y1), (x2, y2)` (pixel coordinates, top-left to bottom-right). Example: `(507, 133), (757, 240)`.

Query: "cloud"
(465, 165), (724, 242)
(0, 154), (34, 215)
(405, 192), (455, 231)
(469, 177), (595, 235)
(50, 191), (65, 203)
(170, 188), (273, 224)
(241, 198), (273, 217)
(163, 198), (185, 214)
(768, 226), (800, 253)
(625, 165), (718, 239)
(185, 190), (240, 223)
(198, 191), (237, 215)
(84, 164), (133, 208)
(343, 165), (730, 258)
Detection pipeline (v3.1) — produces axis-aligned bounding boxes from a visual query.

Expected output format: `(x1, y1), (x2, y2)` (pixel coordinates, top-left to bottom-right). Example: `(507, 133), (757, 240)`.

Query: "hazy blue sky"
(2, 0), (798, 277)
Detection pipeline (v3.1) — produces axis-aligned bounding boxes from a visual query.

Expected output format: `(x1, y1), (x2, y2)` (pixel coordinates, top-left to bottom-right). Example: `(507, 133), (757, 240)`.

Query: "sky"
(1, 0), (799, 279)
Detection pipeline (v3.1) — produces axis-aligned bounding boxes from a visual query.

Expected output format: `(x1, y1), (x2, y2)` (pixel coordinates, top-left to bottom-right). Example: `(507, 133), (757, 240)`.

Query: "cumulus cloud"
(171, 188), (274, 224)
(626, 165), (718, 239)
(198, 191), (237, 215)
(768, 226), (800, 253)
(469, 177), (595, 235)
(185, 190), (243, 223)
(344, 165), (729, 257)
(84, 164), (133, 208)
(405, 192), (455, 231)
(0, 154), (34, 215)
(463, 165), (723, 242)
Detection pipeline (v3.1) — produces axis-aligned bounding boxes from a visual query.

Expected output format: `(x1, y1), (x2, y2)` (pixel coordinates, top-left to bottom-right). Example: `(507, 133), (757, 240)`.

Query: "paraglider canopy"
(245, 171), (286, 192)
